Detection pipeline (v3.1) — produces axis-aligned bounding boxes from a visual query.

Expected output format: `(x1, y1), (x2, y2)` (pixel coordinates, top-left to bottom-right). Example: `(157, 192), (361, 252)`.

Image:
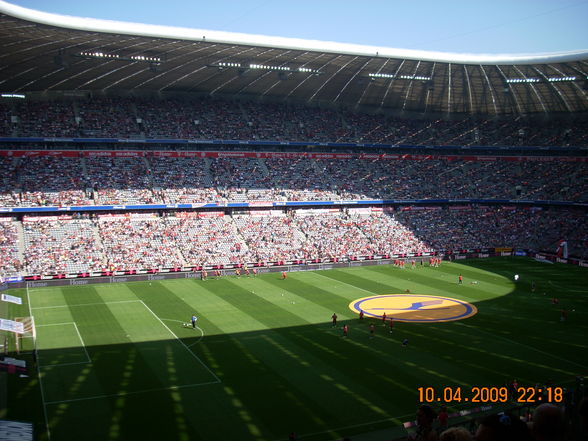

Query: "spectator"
(438, 427), (472, 441)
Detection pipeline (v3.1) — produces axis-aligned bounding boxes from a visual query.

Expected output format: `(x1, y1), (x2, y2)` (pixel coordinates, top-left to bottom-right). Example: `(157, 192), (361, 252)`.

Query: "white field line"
(456, 322), (587, 370)
(161, 318), (205, 347)
(72, 322), (91, 364)
(31, 300), (141, 310)
(36, 299), (220, 408)
(312, 271), (377, 295)
(139, 300), (220, 382)
(548, 280), (588, 293)
(36, 322), (91, 367)
(27, 284), (52, 441)
(45, 380), (220, 405)
(269, 413), (415, 441)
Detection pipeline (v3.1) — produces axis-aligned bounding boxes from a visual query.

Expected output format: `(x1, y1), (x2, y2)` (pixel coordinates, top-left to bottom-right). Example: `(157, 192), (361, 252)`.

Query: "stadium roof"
(1, 0), (587, 115)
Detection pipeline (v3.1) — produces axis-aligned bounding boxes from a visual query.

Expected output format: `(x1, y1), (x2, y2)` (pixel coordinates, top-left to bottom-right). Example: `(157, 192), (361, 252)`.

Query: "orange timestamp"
(418, 386), (564, 404)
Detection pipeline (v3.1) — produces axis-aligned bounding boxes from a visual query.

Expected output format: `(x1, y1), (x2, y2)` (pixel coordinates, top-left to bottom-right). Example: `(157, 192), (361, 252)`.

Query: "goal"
(14, 316), (36, 355)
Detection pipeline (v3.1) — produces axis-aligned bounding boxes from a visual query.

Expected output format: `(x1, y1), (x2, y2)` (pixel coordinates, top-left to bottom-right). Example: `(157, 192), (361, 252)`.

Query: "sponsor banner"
(84, 150), (145, 157)
(247, 210), (273, 216)
(0, 318), (25, 334)
(348, 207), (373, 215)
(70, 279), (90, 286)
(198, 211), (224, 218)
(248, 201), (273, 207)
(495, 247), (513, 253)
(579, 261), (588, 268)
(129, 212), (158, 220)
(1, 293), (22, 304)
(0, 217), (13, 222)
(1, 147), (587, 162)
(0, 420), (33, 441)
(294, 208), (340, 216)
(98, 213), (128, 221)
(400, 206), (442, 211)
(174, 211), (201, 219)
(23, 215), (73, 222)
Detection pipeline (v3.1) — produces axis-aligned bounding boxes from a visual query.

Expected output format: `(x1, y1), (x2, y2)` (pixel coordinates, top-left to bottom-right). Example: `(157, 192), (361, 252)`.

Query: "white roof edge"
(2, 0), (588, 65)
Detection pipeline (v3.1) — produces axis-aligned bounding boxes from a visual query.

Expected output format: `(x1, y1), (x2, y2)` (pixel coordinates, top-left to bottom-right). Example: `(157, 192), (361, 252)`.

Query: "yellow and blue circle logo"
(349, 294), (477, 323)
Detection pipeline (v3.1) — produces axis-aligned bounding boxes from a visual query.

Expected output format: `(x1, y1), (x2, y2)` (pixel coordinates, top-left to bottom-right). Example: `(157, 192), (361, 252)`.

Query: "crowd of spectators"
(1, 96), (587, 146)
(0, 155), (585, 207)
(209, 157), (274, 201)
(23, 219), (104, 275)
(351, 212), (430, 256)
(166, 215), (249, 267)
(85, 157), (154, 205)
(17, 156), (91, 206)
(97, 216), (184, 270)
(0, 206), (586, 276)
(233, 214), (308, 262)
(148, 157), (218, 204)
(395, 207), (588, 256)
(0, 219), (22, 277)
(0, 156), (19, 207)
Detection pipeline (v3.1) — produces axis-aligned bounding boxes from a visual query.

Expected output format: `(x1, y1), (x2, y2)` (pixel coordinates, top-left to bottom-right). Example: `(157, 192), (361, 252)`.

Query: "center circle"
(348, 294), (478, 323)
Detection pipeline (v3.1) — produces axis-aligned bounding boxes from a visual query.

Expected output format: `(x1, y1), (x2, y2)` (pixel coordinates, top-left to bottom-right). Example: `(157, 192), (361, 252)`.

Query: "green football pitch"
(3, 257), (587, 441)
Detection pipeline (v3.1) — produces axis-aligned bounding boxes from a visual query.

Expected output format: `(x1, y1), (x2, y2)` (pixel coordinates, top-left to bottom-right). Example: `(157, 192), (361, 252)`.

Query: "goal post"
(13, 316), (36, 355)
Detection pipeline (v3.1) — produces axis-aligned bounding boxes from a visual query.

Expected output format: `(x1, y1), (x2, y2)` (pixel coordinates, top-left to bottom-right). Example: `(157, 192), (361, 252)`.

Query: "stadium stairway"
(257, 158), (270, 177)
(90, 221), (107, 266)
(202, 157), (214, 188)
(14, 219), (25, 273)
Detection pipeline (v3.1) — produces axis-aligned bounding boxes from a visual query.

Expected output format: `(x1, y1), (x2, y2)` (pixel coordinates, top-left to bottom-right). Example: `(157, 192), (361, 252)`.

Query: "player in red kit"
(342, 324), (349, 338)
(382, 312), (387, 326)
(331, 313), (338, 327)
(281, 271), (287, 280)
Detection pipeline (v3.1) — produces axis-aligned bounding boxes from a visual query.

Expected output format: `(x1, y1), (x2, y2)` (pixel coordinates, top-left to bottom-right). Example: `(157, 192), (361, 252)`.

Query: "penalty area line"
(161, 318), (205, 347)
(269, 413), (414, 441)
(45, 380), (221, 405)
(140, 301), (219, 382)
(548, 281), (588, 293)
(456, 322), (587, 370)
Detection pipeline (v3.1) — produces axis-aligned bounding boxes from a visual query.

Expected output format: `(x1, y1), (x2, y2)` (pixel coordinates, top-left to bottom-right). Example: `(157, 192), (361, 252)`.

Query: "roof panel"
(0, 9), (587, 115)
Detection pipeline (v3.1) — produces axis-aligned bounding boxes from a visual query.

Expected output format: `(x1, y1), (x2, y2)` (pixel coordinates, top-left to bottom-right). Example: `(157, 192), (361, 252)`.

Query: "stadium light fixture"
(218, 62), (242, 68)
(1, 93), (25, 99)
(369, 73), (431, 81)
(77, 51), (162, 64)
(210, 62), (321, 74)
(249, 63), (291, 71)
(505, 78), (541, 83)
(547, 76), (576, 82)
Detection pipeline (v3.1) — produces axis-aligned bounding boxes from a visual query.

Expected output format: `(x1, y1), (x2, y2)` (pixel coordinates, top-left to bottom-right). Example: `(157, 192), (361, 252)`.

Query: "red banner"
(1, 150), (587, 162)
